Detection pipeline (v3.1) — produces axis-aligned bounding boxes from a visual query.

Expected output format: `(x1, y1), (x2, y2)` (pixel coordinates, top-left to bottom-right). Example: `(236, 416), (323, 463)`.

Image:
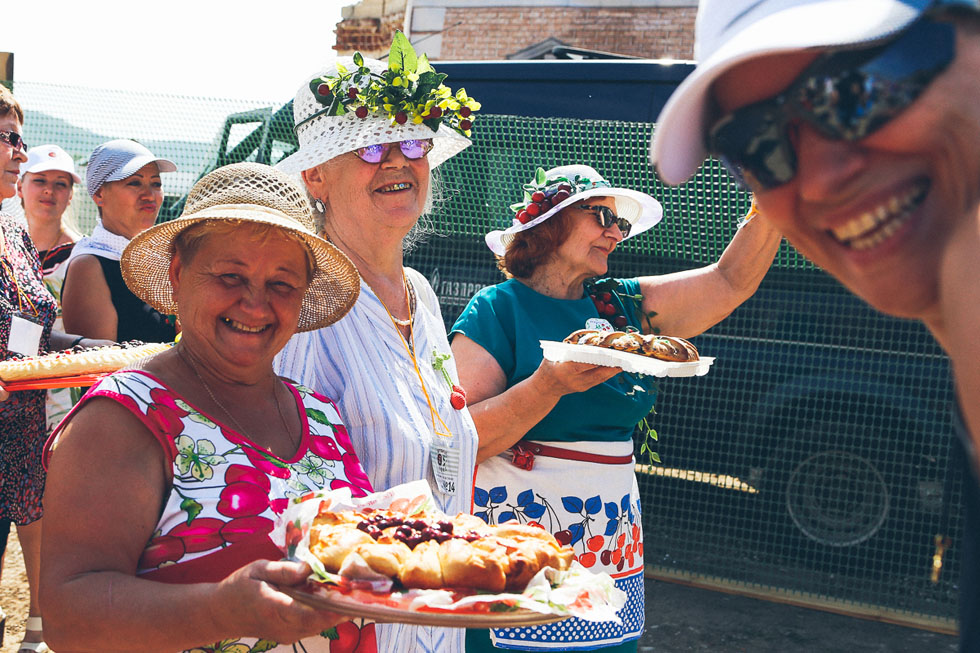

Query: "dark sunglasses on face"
(355, 139), (434, 163)
(707, 18), (955, 191)
(579, 204), (632, 237)
(0, 129), (27, 153)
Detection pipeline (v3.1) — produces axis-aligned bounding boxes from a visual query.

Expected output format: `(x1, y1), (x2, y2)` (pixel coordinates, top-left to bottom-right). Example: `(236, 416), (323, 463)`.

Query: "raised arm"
(639, 207), (782, 338)
(40, 399), (340, 652)
(452, 334), (619, 464)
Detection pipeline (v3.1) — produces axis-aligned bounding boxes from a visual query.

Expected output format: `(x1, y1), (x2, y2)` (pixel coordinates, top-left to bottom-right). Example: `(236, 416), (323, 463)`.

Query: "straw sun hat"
(121, 162), (360, 331)
(276, 51), (474, 174)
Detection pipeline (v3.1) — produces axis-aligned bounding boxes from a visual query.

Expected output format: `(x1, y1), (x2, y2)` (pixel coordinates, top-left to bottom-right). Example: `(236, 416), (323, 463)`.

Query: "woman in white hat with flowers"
(450, 165), (781, 651)
(275, 33), (480, 653)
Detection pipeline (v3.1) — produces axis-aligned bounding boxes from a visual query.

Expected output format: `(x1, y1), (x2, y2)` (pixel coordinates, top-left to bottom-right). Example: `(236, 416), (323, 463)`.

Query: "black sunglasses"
(579, 204), (632, 237)
(355, 139), (434, 163)
(708, 18), (955, 190)
(0, 130), (27, 153)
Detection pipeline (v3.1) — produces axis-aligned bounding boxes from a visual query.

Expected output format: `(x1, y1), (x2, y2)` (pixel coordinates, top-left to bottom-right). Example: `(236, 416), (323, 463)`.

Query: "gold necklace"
(178, 346), (296, 452)
(374, 275), (452, 440)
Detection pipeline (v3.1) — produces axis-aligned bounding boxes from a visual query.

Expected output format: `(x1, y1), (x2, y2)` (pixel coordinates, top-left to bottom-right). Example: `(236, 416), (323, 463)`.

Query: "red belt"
(509, 441), (634, 471)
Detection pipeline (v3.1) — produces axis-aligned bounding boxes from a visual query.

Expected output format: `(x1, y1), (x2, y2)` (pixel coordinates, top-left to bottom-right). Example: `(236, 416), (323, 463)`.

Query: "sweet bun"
(309, 509), (574, 593)
(562, 328), (699, 362)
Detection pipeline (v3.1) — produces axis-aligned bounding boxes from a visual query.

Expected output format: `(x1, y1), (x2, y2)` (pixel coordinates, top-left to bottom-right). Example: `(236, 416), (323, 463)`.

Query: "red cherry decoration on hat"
(355, 106), (369, 119)
(516, 209), (529, 224)
(317, 83), (330, 96)
(395, 112), (408, 124)
(460, 106), (472, 118)
(428, 106), (443, 118)
(460, 119), (472, 131)
(348, 87), (359, 99)
(525, 203), (540, 217)
(553, 189), (570, 203)
(539, 198), (552, 212)
(531, 191), (545, 203)
(558, 184), (572, 193)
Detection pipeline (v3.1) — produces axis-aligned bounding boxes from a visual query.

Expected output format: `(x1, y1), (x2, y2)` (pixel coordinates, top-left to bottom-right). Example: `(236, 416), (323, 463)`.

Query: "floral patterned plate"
(281, 584), (568, 628)
(540, 340), (714, 378)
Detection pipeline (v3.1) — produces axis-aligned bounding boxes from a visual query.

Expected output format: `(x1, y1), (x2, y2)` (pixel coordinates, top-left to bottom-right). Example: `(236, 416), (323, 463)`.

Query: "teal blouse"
(450, 278), (658, 443)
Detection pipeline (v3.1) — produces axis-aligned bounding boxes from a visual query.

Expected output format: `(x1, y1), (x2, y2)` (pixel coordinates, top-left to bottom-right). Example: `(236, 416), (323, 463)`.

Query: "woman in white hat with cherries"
(275, 33), (479, 653)
(450, 164), (781, 651)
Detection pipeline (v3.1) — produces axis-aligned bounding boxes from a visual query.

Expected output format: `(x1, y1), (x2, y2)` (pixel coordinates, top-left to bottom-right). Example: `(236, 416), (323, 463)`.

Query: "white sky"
(10, 0), (354, 103)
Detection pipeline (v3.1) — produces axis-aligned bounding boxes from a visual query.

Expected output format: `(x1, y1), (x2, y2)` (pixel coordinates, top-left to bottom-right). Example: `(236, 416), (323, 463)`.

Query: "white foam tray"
(540, 340), (714, 378)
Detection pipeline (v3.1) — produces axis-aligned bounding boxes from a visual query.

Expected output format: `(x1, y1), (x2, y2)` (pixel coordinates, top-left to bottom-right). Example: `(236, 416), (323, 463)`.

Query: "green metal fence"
(8, 81), (963, 632)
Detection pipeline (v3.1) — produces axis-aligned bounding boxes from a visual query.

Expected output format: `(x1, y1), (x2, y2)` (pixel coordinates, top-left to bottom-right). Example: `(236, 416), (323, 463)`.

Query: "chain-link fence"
(7, 80), (962, 633)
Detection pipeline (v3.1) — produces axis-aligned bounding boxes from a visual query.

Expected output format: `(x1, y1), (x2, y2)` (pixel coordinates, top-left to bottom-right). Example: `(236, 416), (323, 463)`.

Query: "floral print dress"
(48, 370), (377, 653)
(0, 215), (57, 524)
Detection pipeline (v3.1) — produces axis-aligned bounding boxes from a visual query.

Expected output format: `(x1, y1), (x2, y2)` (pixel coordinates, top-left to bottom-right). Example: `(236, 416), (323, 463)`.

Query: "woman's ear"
(301, 164), (329, 202)
(168, 251), (183, 299)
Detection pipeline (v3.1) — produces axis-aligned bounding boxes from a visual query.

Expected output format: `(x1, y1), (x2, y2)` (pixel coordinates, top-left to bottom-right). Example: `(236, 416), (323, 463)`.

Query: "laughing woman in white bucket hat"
(275, 33), (479, 653)
(649, 0), (980, 649)
(450, 165), (781, 651)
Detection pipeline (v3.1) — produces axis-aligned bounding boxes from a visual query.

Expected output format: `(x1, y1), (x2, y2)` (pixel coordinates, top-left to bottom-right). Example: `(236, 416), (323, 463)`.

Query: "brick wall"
(334, 14), (406, 58)
(439, 7), (695, 59)
(335, 6), (695, 61)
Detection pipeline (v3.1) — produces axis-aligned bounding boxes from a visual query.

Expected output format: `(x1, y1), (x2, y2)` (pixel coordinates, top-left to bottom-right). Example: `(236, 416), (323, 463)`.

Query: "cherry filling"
(355, 514), (481, 548)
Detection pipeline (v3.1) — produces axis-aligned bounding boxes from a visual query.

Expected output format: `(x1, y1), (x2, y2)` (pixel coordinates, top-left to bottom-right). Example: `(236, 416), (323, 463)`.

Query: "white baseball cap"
(21, 145), (81, 183)
(649, 0), (975, 186)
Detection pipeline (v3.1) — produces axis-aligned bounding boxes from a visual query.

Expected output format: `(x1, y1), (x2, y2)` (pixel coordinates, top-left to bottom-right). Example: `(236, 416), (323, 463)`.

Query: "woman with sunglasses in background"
(274, 42), (479, 653)
(650, 1), (980, 649)
(450, 165), (780, 652)
(0, 85), (112, 653)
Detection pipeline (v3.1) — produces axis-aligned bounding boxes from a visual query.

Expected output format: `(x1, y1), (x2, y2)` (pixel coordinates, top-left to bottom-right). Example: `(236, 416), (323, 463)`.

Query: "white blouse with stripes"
(275, 267), (478, 653)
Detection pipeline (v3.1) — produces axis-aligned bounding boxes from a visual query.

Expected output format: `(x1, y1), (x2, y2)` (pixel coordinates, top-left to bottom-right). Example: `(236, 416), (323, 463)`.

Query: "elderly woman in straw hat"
(450, 164), (781, 652)
(274, 34), (479, 653)
(39, 162), (373, 652)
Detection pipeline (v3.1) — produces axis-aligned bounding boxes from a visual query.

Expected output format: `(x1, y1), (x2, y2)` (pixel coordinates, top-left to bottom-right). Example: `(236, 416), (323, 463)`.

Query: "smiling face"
(0, 114), (27, 200)
(551, 196), (625, 282)
(303, 142), (430, 244)
(711, 19), (980, 321)
(169, 224), (311, 379)
(18, 170), (74, 225)
(93, 162), (163, 238)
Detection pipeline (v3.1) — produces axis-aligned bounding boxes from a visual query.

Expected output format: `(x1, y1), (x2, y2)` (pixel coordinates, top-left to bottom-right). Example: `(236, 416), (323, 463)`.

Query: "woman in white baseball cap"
(450, 163), (781, 652)
(61, 139), (177, 344)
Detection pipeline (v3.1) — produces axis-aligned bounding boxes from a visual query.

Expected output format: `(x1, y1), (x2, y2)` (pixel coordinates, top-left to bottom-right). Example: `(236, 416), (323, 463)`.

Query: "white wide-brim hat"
(22, 144), (81, 183)
(121, 162), (359, 332)
(650, 0), (947, 186)
(276, 56), (471, 174)
(485, 164), (663, 257)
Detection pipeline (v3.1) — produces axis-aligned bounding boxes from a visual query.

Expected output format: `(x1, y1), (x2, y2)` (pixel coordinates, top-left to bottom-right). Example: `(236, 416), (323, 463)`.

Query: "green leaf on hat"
(535, 167), (547, 186)
(389, 31), (418, 74)
(353, 52), (364, 67)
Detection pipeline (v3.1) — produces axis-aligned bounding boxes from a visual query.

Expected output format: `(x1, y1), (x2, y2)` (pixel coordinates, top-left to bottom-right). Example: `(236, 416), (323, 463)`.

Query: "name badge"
(7, 313), (44, 357)
(431, 439), (460, 496)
